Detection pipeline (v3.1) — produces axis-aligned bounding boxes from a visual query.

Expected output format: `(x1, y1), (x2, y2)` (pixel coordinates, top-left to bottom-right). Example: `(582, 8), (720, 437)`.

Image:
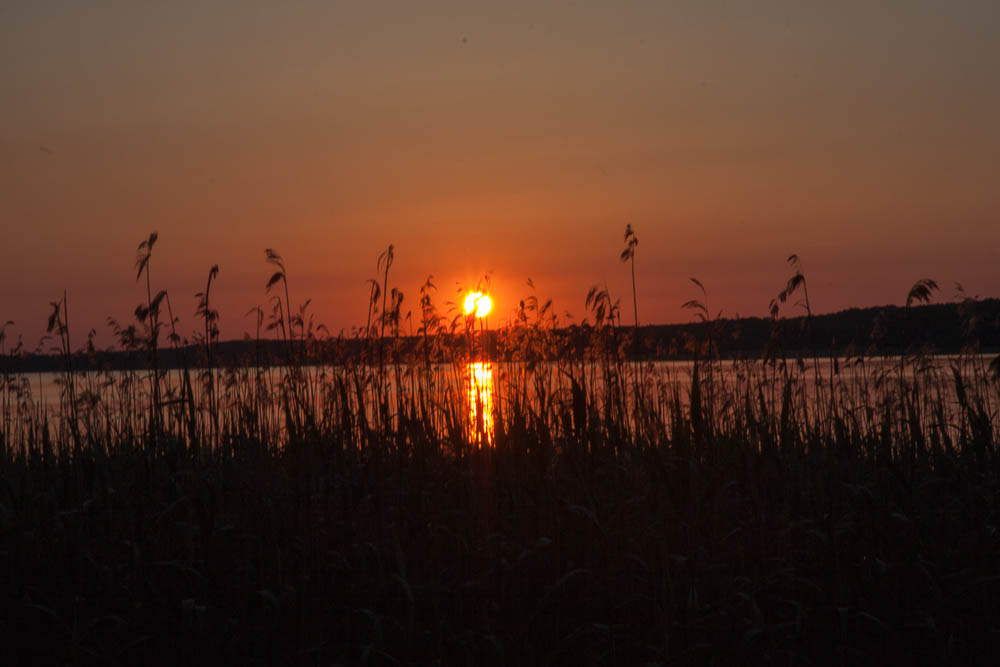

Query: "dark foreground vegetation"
(2, 237), (1000, 665)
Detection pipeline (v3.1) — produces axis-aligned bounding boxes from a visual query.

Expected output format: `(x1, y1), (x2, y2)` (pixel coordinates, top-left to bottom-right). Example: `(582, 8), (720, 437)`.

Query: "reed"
(1, 237), (999, 665)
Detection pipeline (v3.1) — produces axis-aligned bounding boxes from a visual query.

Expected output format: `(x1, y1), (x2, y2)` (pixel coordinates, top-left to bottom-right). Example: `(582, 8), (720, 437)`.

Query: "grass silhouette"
(1, 235), (999, 664)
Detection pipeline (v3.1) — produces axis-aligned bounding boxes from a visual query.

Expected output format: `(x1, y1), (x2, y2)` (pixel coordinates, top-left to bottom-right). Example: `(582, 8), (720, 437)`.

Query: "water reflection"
(467, 362), (495, 446)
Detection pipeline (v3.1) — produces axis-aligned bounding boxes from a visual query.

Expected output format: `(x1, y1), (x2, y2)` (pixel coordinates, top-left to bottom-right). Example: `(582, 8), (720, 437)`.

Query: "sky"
(2, 0), (998, 348)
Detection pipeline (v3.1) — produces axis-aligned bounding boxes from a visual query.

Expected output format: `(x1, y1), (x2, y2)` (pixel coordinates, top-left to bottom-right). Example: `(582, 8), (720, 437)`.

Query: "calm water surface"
(8, 355), (994, 448)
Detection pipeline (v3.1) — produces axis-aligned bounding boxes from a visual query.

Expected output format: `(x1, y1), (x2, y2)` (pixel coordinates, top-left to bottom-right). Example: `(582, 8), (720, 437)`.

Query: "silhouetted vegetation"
(2, 235), (999, 665)
(6, 299), (1000, 375)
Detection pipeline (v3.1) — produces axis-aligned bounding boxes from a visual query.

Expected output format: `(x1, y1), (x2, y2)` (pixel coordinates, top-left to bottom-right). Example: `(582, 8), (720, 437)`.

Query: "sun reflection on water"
(467, 362), (495, 446)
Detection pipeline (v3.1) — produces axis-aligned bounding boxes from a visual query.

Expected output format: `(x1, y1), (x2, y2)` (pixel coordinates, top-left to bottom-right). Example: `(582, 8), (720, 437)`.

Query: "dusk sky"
(2, 0), (998, 347)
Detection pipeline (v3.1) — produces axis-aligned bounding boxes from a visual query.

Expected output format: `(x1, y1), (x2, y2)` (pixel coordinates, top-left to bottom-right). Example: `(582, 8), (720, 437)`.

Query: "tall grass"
(2, 236), (999, 664)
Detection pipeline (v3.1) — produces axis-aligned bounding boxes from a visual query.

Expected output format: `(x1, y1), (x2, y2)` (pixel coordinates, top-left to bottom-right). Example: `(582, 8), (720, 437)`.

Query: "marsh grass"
(1, 239), (999, 665)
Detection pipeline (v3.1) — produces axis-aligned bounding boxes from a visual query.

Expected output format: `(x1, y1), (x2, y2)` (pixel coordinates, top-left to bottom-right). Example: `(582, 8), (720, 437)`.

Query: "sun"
(463, 291), (492, 318)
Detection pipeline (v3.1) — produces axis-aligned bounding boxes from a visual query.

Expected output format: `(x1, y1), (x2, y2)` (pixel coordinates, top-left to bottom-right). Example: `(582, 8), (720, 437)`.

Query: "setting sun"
(463, 291), (493, 318)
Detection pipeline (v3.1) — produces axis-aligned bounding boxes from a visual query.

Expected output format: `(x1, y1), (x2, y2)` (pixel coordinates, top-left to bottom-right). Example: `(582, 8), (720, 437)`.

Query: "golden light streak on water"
(467, 362), (494, 446)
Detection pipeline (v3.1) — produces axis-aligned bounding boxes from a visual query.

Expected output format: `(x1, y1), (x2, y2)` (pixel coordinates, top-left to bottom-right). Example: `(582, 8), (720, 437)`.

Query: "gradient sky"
(2, 0), (998, 348)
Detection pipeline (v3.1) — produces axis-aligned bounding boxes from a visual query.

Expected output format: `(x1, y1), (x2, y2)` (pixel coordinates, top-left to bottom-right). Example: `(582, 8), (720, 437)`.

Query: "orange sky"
(2, 1), (998, 348)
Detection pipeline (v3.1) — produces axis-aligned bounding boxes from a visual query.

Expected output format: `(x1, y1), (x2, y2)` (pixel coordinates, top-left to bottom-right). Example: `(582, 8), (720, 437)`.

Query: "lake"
(3, 353), (994, 449)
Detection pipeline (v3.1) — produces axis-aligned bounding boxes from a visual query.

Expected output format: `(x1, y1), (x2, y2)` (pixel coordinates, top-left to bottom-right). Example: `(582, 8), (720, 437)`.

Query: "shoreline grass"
(2, 235), (999, 664)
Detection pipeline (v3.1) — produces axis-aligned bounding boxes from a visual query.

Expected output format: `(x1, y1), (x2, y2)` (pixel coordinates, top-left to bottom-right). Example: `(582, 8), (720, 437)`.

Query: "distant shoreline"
(4, 299), (999, 373)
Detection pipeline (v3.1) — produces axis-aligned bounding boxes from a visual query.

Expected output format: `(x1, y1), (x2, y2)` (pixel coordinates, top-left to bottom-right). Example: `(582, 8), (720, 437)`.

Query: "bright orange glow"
(463, 291), (492, 318)
(463, 292), (480, 314)
(467, 362), (495, 446)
